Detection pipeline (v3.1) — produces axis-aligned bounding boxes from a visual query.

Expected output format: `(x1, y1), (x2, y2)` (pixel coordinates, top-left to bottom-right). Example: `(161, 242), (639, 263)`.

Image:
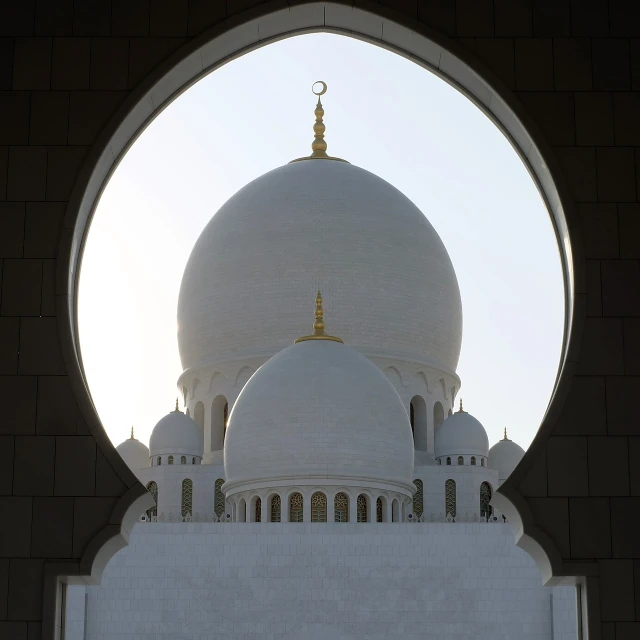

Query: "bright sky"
(78, 33), (564, 452)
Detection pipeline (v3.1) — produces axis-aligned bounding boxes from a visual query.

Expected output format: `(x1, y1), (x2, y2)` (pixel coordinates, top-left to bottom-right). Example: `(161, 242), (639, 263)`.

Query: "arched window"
(157, 456), (161, 465)
(194, 401), (204, 430)
(471, 456), (476, 465)
(446, 457), (451, 465)
(270, 495), (281, 522)
(311, 492), (327, 522)
(255, 497), (261, 522)
(289, 492), (303, 522)
(192, 457), (196, 464)
(334, 493), (349, 522)
(409, 402), (415, 436)
(480, 482), (493, 520)
(357, 495), (368, 522)
(409, 395), (428, 449)
(413, 480), (424, 518)
(180, 455), (186, 464)
(376, 497), (383, 523)
(237, 498), (246, 522)
(481, 458), (485, 467)
(146, 481), (158, 519)
(433, 401), (444, 430)
(457, 456), (464, 465)
(391, 498), (400, 522)
(168, 455), (174, 465)
(181, 479), (193, 518)
(445, 479), (456, 518)
(210, 395), (228, 451)
(214, 479), (225, 518)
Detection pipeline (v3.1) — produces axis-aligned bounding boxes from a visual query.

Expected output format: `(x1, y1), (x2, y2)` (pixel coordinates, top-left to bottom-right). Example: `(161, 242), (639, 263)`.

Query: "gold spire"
(294, 290), (344, 344)
(503, 427), (508, 440)
(130, 426), (134, 440)
(289, 82), (349, 164)
(173, 397), (180, 412)
(457, 398), (465, 413)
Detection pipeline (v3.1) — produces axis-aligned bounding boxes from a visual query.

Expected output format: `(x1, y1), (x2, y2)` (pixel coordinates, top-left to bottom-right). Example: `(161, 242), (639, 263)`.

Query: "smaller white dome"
(434, 404), (489, 459)
(116, 434), (149, 473)
(149, 406), (203, 458)
(224, 338), (414, 495)
(488, 434), (525, 482)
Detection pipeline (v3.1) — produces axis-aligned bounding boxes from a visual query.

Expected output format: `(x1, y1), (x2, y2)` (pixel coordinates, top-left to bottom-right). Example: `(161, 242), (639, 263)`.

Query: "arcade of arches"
(0, 2), (638, 639)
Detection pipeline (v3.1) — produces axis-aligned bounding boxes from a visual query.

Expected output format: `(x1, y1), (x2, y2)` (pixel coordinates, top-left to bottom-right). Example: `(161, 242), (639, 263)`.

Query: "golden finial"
(173, 397), (180, 412)
(294, 290), (344, 344)
(289, 82), (349, 164)
(130, 426), (134, 440)
(503, 427), (508, 440)
(457, 398), (465, 413)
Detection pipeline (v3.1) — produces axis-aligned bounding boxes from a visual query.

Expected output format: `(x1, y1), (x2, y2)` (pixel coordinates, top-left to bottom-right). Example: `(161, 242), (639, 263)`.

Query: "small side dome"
(149, 401), (203, 459)
(434, 401), (489, 460)
(115, 428), (149, 474)
(488, 429), (525, 482)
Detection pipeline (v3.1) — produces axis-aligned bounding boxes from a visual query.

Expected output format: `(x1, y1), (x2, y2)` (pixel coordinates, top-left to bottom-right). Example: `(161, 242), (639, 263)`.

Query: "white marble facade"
(67, 523), (578, 640)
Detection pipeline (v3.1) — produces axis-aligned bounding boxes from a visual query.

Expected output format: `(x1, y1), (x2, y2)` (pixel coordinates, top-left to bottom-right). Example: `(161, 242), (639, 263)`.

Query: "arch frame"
(53, 0), (586, 628)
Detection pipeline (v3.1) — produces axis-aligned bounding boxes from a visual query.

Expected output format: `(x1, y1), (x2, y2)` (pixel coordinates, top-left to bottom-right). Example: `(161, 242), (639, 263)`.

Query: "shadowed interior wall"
(0, 2), (638, 639)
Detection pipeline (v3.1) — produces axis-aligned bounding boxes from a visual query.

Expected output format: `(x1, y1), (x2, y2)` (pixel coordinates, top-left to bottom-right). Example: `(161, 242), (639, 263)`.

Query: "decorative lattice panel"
(413, 479), (424, 517)
(357, 495), (367, 522)
(255, 498), (261, 522)
(445, 479), (456, 518)
(270, 495), (281, 522)
(376, 498), (383, 523)
(480, 482), (493, 519)
(310, 492), (327, 522)
(334, 493), (348, 523)
(214, 479), (225, 517)
(289, 493), (303, 522)
(146, 482), (158, 518)
(181, 479), (193, 518)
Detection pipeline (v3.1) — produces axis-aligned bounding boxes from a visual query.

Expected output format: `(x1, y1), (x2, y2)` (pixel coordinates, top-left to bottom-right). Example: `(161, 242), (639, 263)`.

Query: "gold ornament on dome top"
(295, 291), (344, 344)
(289, 81), (349, 164)
(503, 427), (509, 440)
(457, 398), (466, 413)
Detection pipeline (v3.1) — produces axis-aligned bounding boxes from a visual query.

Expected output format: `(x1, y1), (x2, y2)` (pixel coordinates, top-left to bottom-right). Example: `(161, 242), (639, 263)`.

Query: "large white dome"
(149, 408), (203, 458)
(223, 338), (415, 495)
(488, 435), (525, 482)
(178, 160), (462, 376)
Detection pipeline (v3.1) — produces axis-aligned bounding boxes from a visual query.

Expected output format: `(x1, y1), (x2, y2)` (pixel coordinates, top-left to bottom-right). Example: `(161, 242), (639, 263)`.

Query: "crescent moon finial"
(312, 80), (327, 96)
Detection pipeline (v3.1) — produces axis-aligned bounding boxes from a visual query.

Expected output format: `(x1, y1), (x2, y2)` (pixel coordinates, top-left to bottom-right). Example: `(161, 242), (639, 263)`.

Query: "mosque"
(65, 84), (578, 639)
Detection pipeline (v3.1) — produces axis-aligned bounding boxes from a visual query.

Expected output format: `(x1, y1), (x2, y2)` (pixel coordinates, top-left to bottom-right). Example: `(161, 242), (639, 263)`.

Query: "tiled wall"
(0, 1), (639, 638)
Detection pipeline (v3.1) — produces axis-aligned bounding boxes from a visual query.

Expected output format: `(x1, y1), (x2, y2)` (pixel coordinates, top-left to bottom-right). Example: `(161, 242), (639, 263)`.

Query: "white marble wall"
(69, 522), (577, 640)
